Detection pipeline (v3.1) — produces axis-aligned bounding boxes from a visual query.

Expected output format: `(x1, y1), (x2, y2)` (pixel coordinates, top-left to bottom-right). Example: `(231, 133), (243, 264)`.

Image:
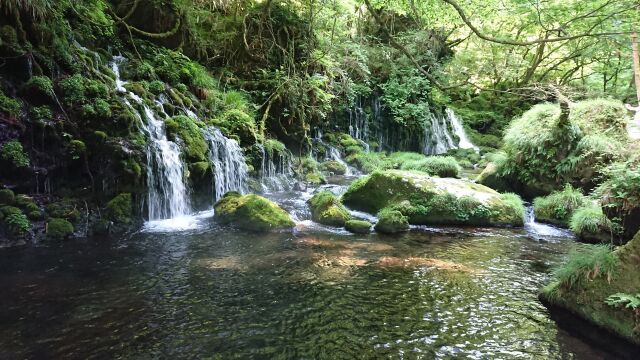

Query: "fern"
(606, 293), (640, 310)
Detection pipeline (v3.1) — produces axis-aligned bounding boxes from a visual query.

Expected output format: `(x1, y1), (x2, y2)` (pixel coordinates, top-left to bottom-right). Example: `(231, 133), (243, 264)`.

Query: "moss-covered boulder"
(570, 204), (619, 244)
(343, 170), (524, 227)
(0, 188), (15, 205)
(375, 208), (409, 234)
(345, 219), (372, 234)
(541, 233), (640, 345)
(214, 192), (295, 232)
(319, 160), (347, 175)
(308, 191), (351, 227)
(106, 193), (132, 224)
(46, 199), (81, 221)
(46, 218), (74, 240)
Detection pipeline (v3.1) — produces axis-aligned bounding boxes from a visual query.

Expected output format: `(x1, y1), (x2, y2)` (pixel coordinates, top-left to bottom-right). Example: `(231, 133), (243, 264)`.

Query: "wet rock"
(319, 160), (347, 175)
(345, 219), (372, 234)
(343, 170), (524, 227)
(308, 190), (351, 227)
(374, 208), (409, 234)
(214, 192), (295, 232)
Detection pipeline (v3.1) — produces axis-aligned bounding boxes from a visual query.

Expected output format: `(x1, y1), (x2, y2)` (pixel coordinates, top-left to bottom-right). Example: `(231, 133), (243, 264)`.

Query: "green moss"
(189, 161), (210, 179)
(0, 189), (15, 205)
(305, 171), (325, 185)
(319, 160), (347, 175)
(22, 76), (54, 101)
(345, 219), (372, 234)
(59, 74), (86, 105)
(0, 90), (20, 117)
(46, 199), (81, 221)
(375, 208), (409, 234)
(46, 218), (74, 240)
(94, 99), (111, 118)
(343, 170), (524, 227)
(148, 80), (165, 95)
(339, 134), (362, 148)
(165, 115), (207, 162)
(533, 185), (588, 226)
(214, 192), (295, 232)
(1, 140), (30, 168)
(31, 105), (52, 123)
(309, 191), (351, 227)
(106, 193), (132, 224)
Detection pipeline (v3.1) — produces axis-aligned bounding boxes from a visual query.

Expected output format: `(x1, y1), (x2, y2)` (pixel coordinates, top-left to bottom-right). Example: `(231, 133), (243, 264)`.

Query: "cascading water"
(422, 108), (478, 155)
(524, 206), (573, 239)
(204, 127), (248, 201)
(348, 96), (368, 144)
(111, 56), (190, 220)
(258, 144), (294, 193)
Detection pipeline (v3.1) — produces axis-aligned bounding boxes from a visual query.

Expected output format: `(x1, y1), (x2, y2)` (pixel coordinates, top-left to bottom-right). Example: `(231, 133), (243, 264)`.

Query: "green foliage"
(596, 160), (640, 215)
(570, 204), (617, 239)
(148, 80), (165, 95)
(46, 199), (80, 221)
(0, 189), (15, 205)
(165, 115), (207, 162)
(59, 74), (86, 105)
(31, 105), (52, 122)
(4, 212), (30, 237)
(22, 76), (54, 100)
(213, 109), (257, 145)
(399, 155), (461, 178)
(46, 218), (74, 240)
(1, 140), (30, 168)
(533, 185), (587, 226)
(106, 193), (132, 224)
(0, 90), (20, 117)
(551, 244), (617, 290)
(606, 293), (640, 310)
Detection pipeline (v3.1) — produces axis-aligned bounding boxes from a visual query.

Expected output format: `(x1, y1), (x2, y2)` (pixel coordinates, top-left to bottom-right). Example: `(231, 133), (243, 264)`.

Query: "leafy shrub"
(4, 212), (30, 237)
(0, 90), (20, 117)
(606, 293), (640, 311)
(1, 140), (30, 168)
(551, 244), (617, 290)
(148, 80), (165, 95)
(533, 185), (587, 225)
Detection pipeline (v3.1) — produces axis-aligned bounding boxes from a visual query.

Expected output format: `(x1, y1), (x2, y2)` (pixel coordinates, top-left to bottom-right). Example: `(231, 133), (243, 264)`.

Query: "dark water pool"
(0, 219), (630, 359)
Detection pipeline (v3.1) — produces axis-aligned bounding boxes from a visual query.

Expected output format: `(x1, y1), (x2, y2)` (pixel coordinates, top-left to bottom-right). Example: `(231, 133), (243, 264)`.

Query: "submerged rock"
(308, 191), (351, 227)
(214, 192), (295, 232)
(345, 219), (372, 234)
(540, 232), (640, 346)
(343, 170), (524, 227)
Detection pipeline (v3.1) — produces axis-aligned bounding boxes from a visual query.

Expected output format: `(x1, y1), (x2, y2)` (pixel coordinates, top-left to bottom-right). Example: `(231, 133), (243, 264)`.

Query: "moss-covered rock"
(570, 204), (619, 244)
(46, 199), (81, 221)
(343, 170), (524, 227)
(308, 191), (351, 227)
(319, 160), (347, 175)
(165, 115), (207, 163)
(375, 208), (409, 234)
(541, 232), (640, 345)
(214, 192), (295, 232)
(476, 162), (512, 193)
(46, 218), (74, 240)
(106, 193), (132, 224)
(345, 219), (372, 234)
(0, 188), (15, 205)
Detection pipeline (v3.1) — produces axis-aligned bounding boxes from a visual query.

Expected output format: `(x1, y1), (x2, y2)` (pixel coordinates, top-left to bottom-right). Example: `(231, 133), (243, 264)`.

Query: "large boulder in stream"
(540, 232), (640, 346)
(342, 170), (525, 227)
(308, 191), (351, 227)
(214, 192), (295, 232)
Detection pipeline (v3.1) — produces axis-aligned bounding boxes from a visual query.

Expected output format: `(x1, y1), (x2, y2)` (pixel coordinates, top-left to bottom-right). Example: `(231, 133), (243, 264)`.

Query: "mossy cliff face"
(214, 192), (295, 232)
(342, 170), (524, 227)
(541, 233), (640, 345)
(308, 191), (351, 227)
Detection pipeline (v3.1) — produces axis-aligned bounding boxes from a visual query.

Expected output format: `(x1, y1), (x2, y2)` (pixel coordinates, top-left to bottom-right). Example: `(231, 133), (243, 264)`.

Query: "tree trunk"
(631, 32), (640, 105)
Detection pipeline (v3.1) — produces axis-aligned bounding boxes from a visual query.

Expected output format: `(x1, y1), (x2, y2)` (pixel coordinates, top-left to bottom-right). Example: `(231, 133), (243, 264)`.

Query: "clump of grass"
(399, 155), (461, 178)
(551, 244), (618, 291)
(570, 203), (615, 238)
(533, 184), (587, 225)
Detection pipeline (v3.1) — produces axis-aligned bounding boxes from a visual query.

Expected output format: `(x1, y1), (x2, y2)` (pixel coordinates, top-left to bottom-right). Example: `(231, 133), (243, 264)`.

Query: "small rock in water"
(293, 181), (307, 191)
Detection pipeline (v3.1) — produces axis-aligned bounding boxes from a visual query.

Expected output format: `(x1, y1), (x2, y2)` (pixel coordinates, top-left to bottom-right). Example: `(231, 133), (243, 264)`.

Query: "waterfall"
(110, 56), (190, 220)
(204, 127), (248, 201)
(422, 108), (478, 155)
(348, 96), (369, 147)
(326, 145), (352, 176)
(258, 144), (294, 193)
(447, 108), (479, 151)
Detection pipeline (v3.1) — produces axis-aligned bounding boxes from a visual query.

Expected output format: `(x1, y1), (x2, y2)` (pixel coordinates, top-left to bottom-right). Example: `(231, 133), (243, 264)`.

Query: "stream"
(0, 173), (630, 359)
